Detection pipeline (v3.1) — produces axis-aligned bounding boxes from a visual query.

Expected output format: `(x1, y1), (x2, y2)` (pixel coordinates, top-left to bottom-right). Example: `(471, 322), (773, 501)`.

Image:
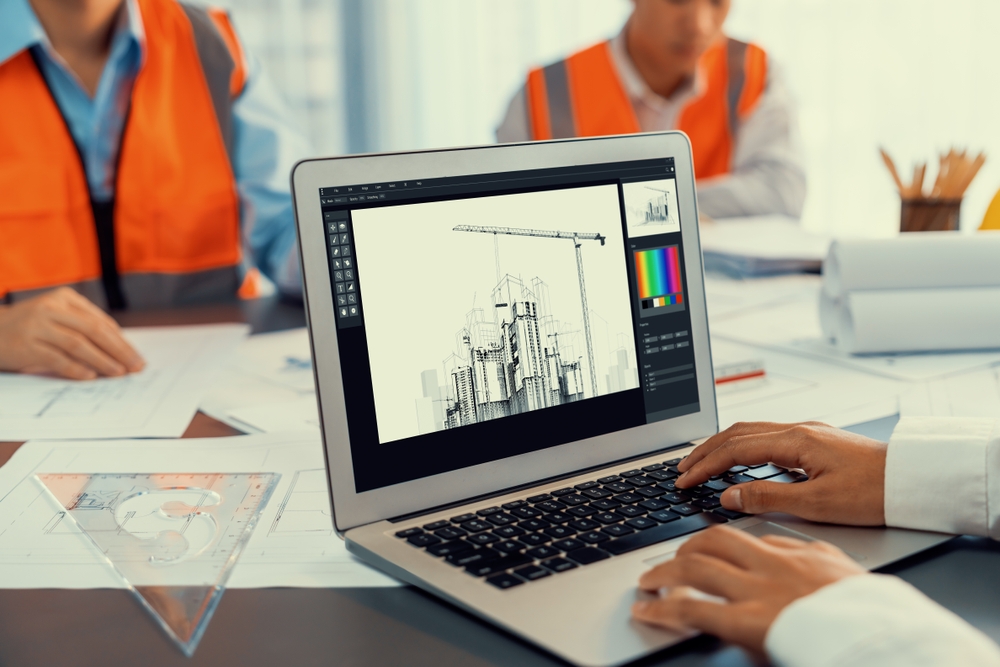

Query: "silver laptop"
(291, 133), (950, 667)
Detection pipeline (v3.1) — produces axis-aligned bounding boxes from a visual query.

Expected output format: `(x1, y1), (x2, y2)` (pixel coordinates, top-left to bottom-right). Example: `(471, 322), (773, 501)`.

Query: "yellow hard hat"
(982, 187), (1000, 230)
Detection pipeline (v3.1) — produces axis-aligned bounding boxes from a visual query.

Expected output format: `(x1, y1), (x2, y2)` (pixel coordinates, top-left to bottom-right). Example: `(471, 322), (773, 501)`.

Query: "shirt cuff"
(885, 417), (998, 537)
(766, 574), (1000, 667)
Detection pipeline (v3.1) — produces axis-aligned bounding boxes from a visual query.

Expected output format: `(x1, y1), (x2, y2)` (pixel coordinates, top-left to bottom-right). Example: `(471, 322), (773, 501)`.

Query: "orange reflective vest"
(0, 0), (249, 308)
(525, 38), (768, 181)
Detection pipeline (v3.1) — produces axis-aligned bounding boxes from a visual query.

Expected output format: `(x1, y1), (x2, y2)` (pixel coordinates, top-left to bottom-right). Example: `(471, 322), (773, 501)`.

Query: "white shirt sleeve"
(696, 62), (808, 220)
(766, 574), (1000, 667)
(885, 417), (1000, 538)
(495, 86), (532, 143)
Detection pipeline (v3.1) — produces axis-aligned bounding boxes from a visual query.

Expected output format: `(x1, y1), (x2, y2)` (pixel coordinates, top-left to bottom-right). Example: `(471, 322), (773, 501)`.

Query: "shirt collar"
(0, 0), (146, 68)
(609, 27), (703, 110)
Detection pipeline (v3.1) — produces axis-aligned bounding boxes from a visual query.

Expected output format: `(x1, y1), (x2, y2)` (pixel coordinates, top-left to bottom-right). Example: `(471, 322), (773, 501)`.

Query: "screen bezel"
(292, 133), (718, 533)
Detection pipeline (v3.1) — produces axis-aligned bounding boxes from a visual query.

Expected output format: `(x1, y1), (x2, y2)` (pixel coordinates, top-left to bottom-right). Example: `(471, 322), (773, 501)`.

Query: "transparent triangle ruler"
(36, 472), (279, 657)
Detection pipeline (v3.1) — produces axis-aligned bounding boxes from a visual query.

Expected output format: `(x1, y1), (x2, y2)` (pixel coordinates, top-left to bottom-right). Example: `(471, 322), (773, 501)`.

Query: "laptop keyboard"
(394, 458), (806, 590)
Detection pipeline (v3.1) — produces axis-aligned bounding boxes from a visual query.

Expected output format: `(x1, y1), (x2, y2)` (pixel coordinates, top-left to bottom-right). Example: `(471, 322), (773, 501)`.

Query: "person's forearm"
(767, 574), (1000, 667)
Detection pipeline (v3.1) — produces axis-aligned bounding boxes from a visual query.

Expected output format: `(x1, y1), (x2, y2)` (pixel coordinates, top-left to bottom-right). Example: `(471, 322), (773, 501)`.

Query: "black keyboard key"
(450, 513), (476, 524)
(566, 547), (611, 565)
(543, 512), (572, 524)
(578, 531), (610, 545)
(639, 498), (671, 512)
(642, 463), (665, 472)
(581, 487), (613, 500)
(649, 510), (681, 523)
(646, 470), (677, 482)
(502, 500), (527, 510)
(467, 533), (499, 546)
(567, 505), (597, 518)
(666, 466), (682, 475)
(593, 512), (620, 525)
(636, 487), (665, 499)
(693, 497), (722, 510)
(541, 557), (577, 573)
(527, 493), (552, 503)
(569, 519), (600, 532)
(514, 565), (551, 581)
(604, 482), (634, 494)
(714, 508), (748, 520)
(726, 473), (755, 484)
(467, 554), (532, 577)
(615, 506), (646, 519)
(493, 525), (525, 538)
(395, 528), (422, 538)
(551, 487), (576, 496)
(658, 480), (679, 492)
(574, 481), (600, 490)
(769, 472), (806, 484)
(516, 533), (550, 547)
(620, 469), (643, 478)
(543, 525), (576, 539)
(670, 503), (701, 517)
(486, 513), (517, 526)
(434, 526), (467, 540)
(535, 501), (566, 513)
(704, 480), (732, 492)
(728, 465), (749, 474)
(494, 540), (523, 554)
(559, 494), (589, 506)
(604, 513), (727, 556)
(591, 499), (621, 511)
(601, 524), (634, 537)
(486, 573), (525, 589)
(626, 517), (658, 530)
(613, 493), (643, 504)
(527, 545), (561, 560)
(628, 476), (655, 487)
(662, 492), (691, 505)
(510, 506), (542, 519)
(427, 540), (474, 557)
(746, 464), (785, 480)
(552, 538), (585, 552)
(477, 506), (502, 517)
(663, 458), (683, 466)
(423, 520), (450, 531)
(597, 475), (621, 484)
(461, 520), (492, 533)
(686, 486), (715, 498)
(519, 519), (549, 531)
(407, 534), (441, 547)
(446, 547), (500, 567)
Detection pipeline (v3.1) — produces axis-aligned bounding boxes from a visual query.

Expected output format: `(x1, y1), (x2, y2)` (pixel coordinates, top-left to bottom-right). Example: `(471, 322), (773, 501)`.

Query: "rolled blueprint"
(823, 232), (1000, 299)
(834, 287), (1000, 354)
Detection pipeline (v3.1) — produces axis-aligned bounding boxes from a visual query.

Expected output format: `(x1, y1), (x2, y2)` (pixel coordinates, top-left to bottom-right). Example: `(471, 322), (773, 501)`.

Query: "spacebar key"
(604, 513), (727, 556)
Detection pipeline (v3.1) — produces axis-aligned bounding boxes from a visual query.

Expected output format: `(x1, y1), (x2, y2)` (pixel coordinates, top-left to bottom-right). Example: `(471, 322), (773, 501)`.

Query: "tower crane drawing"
(453, 224), (605, 398)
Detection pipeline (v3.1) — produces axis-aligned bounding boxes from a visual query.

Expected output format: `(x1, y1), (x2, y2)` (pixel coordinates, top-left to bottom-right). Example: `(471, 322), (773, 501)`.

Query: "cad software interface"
(318, 157), (700, 492)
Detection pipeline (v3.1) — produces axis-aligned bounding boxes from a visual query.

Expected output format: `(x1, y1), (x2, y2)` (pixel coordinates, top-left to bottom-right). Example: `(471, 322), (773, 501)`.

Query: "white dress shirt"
(766, 417), (1000, 666)
(496, 30), (807, 220)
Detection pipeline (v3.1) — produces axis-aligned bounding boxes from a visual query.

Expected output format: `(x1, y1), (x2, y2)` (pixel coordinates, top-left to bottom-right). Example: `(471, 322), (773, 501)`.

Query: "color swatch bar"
(634, 246), (682, 299)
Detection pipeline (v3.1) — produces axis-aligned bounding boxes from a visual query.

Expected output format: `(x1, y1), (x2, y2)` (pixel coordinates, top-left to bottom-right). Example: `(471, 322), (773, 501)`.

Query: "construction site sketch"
(0, 324), (249, 440)
(37, 472), (279, 656)
(0, 434), (400, 590)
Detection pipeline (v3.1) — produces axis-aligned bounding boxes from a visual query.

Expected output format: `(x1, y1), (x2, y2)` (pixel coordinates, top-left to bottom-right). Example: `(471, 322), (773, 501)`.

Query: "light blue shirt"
(0, 0), (304, 294)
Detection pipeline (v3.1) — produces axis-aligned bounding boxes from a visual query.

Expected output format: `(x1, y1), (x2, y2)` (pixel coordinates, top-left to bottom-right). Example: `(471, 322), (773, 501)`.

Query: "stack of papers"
(700, 216), (830, 277)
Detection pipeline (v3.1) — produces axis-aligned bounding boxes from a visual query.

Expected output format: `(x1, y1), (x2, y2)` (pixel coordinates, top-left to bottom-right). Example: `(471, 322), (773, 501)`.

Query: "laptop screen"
(317, 158), (702, 492)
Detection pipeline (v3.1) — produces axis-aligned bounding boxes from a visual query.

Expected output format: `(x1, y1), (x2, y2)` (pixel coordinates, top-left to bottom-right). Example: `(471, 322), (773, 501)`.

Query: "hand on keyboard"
(632, 525), (867, 659)
(674, 422), (887, 526)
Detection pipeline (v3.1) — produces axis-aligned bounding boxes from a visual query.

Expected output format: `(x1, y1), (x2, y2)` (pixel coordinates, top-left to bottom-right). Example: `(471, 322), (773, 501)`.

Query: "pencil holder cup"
(900, 199), (961, 232)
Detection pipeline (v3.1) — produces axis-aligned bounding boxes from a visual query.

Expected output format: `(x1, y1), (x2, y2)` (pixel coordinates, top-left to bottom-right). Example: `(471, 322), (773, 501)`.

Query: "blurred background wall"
(211, 0), (1000, 237)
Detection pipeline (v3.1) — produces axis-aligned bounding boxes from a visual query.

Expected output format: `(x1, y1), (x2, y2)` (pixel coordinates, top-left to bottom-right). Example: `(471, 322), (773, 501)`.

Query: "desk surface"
(0, 297), (997, 667)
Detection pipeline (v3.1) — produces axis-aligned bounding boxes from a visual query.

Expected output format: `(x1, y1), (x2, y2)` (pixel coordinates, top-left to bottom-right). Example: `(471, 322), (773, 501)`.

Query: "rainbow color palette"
(634, 246), (685, 315)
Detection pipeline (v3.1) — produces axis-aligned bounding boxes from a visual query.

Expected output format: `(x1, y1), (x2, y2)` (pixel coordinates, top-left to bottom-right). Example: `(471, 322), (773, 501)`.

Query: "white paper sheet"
(700, 216), (830, 276)
(0, 324), (249, 440)
(0, 433), (400, 588)
(899, 365), (1000, 419)
(199, 328), (316, 431)
(227, 396), (320, 433)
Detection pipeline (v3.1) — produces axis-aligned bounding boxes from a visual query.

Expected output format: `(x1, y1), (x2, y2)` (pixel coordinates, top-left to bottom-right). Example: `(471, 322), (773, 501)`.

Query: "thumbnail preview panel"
(352, 185), (640, 445)
(622, 178), (680, 238)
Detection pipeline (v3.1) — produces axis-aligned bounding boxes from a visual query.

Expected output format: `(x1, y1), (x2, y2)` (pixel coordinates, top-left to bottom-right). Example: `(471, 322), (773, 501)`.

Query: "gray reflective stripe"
(181, 3), (236, 163)
(726, 38), (748, 137)
(542, 59), (577, 139)
(8, 267), (240, 309)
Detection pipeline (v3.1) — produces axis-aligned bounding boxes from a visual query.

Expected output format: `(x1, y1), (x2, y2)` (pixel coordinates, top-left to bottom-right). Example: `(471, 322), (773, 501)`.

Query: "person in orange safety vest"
(0, 0), (305, 380)
(497, 0), (806, 221)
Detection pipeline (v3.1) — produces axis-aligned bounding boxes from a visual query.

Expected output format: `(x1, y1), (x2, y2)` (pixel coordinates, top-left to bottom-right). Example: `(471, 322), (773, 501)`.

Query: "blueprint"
(0, 433), (399, 588)
(0, 325), (249, 440)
